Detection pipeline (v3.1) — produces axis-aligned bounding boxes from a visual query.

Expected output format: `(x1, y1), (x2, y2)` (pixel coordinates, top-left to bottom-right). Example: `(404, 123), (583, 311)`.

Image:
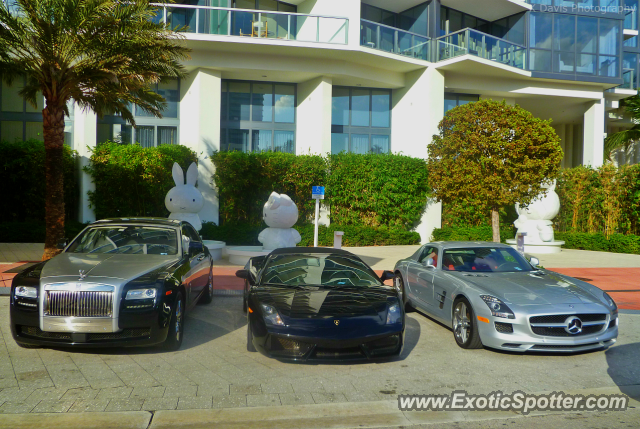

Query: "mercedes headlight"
(480, 295), (515, 319)
(15, 286), (37, 299)
(261, 303), (284, 326)
(125, 288), (157, 300)
(603, 291), (617, 313)
(386, 302), (402, 324)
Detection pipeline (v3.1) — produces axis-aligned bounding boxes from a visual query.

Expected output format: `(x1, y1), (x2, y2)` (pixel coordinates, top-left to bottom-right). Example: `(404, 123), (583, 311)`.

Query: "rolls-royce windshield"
(67, 226), (179, 255)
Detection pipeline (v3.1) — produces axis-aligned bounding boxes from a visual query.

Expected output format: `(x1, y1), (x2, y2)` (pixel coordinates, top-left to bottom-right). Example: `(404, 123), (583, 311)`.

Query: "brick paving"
(0, 295), (638, 414)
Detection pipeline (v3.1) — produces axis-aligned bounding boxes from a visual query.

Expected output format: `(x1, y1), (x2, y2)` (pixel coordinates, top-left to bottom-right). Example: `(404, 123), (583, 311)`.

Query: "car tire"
(452, 297), (482, 349)
(242, 281), (248, 313)
(163, 290), (185, 351)
(246, 317), (256, 352)
(199, 267), (214, 305)
(395, 273), (413, 313)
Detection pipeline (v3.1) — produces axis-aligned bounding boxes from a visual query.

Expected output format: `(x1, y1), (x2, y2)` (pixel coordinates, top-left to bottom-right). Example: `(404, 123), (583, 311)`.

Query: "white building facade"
(1, 0), (638, 242)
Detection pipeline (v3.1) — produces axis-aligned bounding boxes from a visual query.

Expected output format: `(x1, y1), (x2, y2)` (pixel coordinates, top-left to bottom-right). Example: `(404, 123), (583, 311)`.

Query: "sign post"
(311, 186), (325, 247)
(516, 232), (527, 255)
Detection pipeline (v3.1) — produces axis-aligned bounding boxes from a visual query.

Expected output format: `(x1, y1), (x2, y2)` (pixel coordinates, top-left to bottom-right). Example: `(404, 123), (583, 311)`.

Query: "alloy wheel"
(453, 301), (471, 345)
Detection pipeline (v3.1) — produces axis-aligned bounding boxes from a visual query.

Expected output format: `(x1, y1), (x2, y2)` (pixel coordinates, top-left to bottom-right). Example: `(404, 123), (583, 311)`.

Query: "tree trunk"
(42, 102), (66, 261)
(491, 207), (500, 243)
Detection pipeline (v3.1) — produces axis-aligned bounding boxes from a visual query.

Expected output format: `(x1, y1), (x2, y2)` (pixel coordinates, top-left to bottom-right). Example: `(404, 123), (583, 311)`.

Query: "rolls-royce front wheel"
(163, 290), (185, 351)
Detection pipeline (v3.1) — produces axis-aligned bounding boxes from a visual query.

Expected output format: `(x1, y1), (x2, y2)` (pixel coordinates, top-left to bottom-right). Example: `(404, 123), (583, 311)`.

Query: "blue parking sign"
(312, 186), (325, 200)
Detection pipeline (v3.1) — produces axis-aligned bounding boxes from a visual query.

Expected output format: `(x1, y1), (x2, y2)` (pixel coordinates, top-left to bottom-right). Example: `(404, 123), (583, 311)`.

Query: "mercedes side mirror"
(423, 257), (436, 268)
(380, 270), (395, 282)
(56, 238), (68, 250)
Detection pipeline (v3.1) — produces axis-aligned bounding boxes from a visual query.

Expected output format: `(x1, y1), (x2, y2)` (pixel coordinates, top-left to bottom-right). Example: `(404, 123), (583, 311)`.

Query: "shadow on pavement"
(606, 342), (640, 401)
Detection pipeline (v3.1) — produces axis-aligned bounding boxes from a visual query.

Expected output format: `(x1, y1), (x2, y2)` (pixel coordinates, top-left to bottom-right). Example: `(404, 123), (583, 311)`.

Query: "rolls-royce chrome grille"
(45, 291), (113, 317)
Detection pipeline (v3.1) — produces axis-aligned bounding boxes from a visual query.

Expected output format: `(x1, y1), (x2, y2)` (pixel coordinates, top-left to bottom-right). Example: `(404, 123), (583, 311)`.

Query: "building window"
(331, 87), (391, 154)
(529, 12), (621, 78)
(220, 80), (296, 153)
(444, 93), (479, 114)
(97, 78), (180, 146)
(0, 76), (74, 145)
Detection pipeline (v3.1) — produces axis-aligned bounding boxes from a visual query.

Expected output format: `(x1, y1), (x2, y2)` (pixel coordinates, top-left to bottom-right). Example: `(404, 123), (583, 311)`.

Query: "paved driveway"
(0, 296), (638, 414)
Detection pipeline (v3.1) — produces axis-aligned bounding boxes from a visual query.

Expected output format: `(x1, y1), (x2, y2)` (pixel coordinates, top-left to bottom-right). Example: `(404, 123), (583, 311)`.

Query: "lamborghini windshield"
(442, 247), (534, 273)
(67, 226), (179, 255)
(260, 253), (383, 287)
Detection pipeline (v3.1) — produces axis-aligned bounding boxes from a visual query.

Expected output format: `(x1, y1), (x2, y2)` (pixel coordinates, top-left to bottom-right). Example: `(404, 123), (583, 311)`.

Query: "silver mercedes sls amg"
(392, 242), (618, 353)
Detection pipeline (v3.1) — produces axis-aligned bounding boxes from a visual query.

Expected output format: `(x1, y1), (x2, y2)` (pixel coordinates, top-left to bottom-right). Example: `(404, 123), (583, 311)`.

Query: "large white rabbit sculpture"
(514, 180), (560, 244)
(258, 192), (302, 250)
(165, 162), (204, 231)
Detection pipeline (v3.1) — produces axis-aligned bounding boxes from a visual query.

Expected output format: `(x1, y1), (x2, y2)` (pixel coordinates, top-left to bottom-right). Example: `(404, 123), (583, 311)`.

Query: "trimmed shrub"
(200, 222), (420, 247)
(211, 152), (430, 230)
(211, 151), (326, 225)
(327, 153), (429, 229)
(0, 139), (77, 223)
(556, 232), (640, 254)
(84, 142), (197, 219)
(0, 220), (87, 243)
(431, 226), (517, 243)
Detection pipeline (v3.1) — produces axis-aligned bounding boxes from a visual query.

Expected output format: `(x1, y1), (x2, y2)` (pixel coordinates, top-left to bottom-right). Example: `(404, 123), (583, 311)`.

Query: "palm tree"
(605, 93), (640, 161)
(0, 0), (190, 260)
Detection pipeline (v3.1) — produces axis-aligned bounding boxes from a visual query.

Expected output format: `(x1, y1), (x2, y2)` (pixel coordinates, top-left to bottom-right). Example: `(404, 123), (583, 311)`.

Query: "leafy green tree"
(0, 0), (190, 259)
(427, 100), (563, 242)
(604, 93), (640, 160)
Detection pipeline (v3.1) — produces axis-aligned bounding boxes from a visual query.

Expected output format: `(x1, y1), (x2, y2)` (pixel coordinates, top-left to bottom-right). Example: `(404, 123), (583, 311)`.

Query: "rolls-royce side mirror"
(529, 256), (540, 267)
(188, 241), (204, 258)
(56, 238), (68, 250)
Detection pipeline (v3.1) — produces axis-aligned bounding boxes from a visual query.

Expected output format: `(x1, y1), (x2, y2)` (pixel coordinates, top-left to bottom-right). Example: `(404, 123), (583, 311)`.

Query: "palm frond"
(604, 125), (640, 159)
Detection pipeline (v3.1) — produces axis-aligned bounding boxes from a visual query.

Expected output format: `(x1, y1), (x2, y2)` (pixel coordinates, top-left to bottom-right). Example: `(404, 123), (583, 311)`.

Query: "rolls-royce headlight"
(603, 291), (617, 312)
(15, 286), (37, 299)
(261, 304), (284, 326)
(386, 303), (402, 324)
(480, 295), (515, 319)
(126, 288), (157, 300)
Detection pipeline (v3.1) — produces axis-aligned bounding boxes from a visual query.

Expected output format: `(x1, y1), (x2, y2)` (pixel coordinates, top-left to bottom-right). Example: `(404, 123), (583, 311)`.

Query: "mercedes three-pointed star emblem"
(564, 316), (583, 335)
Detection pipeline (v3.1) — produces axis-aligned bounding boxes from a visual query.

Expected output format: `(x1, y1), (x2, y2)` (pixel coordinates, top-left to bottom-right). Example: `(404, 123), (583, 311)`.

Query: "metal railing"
(435, 28), (527, 69)
(150, 3), (349, 45)
(360, 19), (430, 61)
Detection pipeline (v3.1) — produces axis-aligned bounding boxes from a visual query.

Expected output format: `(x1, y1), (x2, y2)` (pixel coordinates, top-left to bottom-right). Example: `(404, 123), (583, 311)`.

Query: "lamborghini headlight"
(386, 302), (402, 324)
(261, 303), (284, 326)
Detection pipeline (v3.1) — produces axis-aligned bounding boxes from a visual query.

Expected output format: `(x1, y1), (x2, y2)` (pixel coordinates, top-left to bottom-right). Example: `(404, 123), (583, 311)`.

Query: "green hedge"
(200, 221), (421, 247)
(211, 152), (430, 229)
(431, 226), (516, 243)
(327, 153), (429, 228)
(556, 232), (640, 254)
(0, 220), (88, 243)
(84, 142), (198, 219)
(0, 139), (77, 223)
(211, 151), (326, 225)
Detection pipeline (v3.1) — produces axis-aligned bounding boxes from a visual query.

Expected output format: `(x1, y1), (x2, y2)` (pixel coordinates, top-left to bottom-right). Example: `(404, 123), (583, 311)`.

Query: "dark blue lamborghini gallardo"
(236, 247), (404, 361)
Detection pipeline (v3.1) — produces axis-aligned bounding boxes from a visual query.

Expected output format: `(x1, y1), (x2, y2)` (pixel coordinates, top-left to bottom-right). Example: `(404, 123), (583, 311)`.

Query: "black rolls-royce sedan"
(10, 218), (213, 350)
(236, 247), (403, 361)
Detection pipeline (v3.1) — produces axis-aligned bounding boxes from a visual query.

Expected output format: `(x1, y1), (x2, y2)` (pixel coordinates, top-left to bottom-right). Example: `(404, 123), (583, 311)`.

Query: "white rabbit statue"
(514, 180), (560, 244)
(165, 162), (204, 231)
(258, 192), (302, 250)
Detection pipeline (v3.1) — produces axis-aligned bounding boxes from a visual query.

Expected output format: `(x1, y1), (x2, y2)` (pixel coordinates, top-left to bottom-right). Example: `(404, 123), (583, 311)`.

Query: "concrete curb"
(0, 410), (151, 429)
(0, 386), (638, 429)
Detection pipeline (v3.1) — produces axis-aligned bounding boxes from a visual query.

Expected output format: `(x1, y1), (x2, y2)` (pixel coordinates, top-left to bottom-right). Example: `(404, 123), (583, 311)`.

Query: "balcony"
(360, 19), (430, 61)
(151, 4), (349, 45)
(435, 28), (527, 70)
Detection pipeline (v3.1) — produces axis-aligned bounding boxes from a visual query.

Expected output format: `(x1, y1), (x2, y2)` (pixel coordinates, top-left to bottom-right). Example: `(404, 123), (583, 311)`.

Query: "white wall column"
(296, 76), (332, 155)
(73, 104), (97, 223)
(180, 68), (221, 226)
(583, 99), (605, 167)
(392, 67), (444, 243)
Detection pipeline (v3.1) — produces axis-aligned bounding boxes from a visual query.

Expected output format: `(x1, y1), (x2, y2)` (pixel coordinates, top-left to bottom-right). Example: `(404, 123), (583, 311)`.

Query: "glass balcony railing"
(622, 68), (635, 89)
(435, 28), (527, 69)
(151, 4), (349, 45)
(360, 19), (430, 61)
